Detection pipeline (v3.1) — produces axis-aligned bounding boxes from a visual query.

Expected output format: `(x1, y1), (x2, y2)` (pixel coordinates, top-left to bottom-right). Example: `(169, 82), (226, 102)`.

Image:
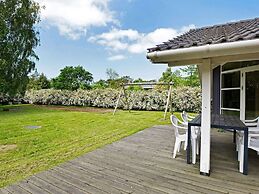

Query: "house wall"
(212, 66), (221, 114)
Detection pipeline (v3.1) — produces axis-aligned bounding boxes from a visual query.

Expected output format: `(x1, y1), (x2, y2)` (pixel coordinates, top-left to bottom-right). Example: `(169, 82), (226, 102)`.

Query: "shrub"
(0, 93), (24, 105)
(24, 87), (201, 113)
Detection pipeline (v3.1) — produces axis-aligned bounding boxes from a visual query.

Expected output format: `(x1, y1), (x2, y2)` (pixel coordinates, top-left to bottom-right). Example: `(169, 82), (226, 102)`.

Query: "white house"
(147, 18), (259, 175)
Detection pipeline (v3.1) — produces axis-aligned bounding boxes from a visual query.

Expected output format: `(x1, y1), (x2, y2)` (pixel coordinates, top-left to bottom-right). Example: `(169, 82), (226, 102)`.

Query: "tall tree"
(181, 65), (200, 87)
(106, 68), (119, 80)
(0, 0), (40, 96)
(159, 68), (185, 87)
(27, 72), (50, 90)
(52, 66), (93, 90)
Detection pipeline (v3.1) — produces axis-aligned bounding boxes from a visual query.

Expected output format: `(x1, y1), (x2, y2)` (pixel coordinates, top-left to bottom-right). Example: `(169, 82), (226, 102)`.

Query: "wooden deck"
(1, 125), (259, 194)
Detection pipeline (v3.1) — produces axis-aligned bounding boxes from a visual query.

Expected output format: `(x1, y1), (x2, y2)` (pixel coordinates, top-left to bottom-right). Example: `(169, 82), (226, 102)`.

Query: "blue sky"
(35, 0), (259, 81)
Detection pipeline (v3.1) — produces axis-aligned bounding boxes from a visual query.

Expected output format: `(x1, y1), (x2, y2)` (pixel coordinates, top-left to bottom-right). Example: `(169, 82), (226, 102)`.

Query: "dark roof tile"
(148, 18), (259, 52)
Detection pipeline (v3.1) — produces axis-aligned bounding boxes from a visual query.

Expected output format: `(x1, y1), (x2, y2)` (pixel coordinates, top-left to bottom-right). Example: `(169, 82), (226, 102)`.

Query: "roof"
(148, 18), (259, 53)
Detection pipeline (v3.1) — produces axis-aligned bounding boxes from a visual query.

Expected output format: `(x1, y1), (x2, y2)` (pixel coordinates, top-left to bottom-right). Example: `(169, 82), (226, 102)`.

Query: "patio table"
(187, 114), (248, 175)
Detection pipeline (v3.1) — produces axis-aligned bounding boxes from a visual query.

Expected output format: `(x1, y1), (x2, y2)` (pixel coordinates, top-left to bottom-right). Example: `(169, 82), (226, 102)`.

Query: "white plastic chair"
(182, 111), (195, 121)
(236, 117), (259, 172)
(238, 133), (259, 173)
(170, 115), (199, 164)
(181, 112), (190, 123)
(181, 112), (200, 154)
(236, 117), (259, 152)
(244, 117), (259, 127)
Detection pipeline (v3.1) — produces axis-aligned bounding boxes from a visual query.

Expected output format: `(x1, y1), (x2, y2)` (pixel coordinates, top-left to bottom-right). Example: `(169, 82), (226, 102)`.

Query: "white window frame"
(220, 69), (241, 115)
(220, 63), (259, 120)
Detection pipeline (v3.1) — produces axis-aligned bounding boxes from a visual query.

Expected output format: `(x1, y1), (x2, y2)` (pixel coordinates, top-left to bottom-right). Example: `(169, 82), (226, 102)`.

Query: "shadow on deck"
(1, 125), (259, 194)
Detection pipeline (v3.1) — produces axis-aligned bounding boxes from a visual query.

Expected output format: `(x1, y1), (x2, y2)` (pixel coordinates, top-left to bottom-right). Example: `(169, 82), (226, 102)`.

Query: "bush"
(0, 93), (24, 105)
(24, 87), (201, 113)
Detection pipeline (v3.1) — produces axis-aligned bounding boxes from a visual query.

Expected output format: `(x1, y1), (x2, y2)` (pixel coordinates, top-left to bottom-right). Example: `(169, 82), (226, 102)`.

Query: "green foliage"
(180, 65), (200, 87)
(107, 75), (134, 89)
(0, 104), (170, 187)
(27, 72), (50, 90)
(105, 68), (134, 89)
(91, 79), (108, 89)
(159, 68), (184, 87)
(159, 65), (200, 88)
(51, 66), (93, 90)
(0, 0), (40, 96)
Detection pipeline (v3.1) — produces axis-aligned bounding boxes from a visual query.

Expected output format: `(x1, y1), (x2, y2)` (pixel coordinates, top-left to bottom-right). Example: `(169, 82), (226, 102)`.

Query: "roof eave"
(146, 39), (259, 66)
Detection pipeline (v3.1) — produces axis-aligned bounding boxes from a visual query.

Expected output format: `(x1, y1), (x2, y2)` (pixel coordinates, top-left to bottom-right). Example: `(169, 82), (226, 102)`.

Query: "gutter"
(146, 39), (259, 64)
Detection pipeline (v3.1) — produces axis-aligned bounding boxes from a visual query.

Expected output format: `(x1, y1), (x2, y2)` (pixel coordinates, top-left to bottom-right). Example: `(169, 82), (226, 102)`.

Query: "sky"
(34, 0), (259, 81)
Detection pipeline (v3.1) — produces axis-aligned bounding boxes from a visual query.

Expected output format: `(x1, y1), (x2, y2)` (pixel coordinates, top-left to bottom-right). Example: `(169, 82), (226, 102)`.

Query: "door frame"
(240, 65), (259, 120)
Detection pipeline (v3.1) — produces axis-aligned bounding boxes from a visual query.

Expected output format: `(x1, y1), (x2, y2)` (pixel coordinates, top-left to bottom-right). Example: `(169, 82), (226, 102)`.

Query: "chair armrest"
(188, 115), (196, 119)
(245, 117), (259, 123)
(246, 123), (258, 127)
(177, 125), (188, 130)
(249, 134), (259, 137)
(249, 127), (259, 132)
(178, 119), (187, 126)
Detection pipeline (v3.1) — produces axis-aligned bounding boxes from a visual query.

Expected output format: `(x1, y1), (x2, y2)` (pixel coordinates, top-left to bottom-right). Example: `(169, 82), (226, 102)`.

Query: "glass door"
(245, 70), (259, 119)
(221, 71), (241, 117)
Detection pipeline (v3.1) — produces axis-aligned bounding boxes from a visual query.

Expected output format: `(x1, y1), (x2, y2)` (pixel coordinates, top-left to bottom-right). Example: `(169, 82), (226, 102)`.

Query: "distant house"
(147, 18), (259, 175)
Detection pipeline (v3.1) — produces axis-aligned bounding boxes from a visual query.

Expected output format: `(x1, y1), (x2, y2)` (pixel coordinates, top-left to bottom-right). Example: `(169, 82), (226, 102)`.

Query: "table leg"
(243, 128), (248, 175)
(187, 124), (191, 164)
(233, 130), (236, 143)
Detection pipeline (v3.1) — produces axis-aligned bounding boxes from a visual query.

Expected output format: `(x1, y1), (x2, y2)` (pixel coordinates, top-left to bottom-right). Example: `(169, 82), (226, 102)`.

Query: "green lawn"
(0, 104), (179, 188)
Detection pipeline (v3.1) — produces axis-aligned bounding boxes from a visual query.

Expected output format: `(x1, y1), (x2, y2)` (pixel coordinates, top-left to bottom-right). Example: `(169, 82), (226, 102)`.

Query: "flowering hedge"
(0, 93), (24, 105)
(24, 87), (201, 113)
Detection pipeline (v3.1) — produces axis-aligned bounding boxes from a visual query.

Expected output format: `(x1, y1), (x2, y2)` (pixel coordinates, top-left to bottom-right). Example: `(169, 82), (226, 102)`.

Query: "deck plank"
(1, 125), (259, 193)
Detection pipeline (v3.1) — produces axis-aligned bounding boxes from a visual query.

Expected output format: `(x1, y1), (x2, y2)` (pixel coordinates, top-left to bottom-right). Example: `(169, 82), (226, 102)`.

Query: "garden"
(0, 0), (201, 188)
(0, 85), (200, 187)
(0, 104), (178, 187)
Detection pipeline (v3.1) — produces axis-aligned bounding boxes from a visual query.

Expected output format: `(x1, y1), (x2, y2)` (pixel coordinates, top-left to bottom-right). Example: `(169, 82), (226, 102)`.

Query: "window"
(222, 110), (240, 117)
(222, 90), (240, 109)
(222, 60), (259, 72)
(222, 72), (240, 88)
(221, 68), (240, 116)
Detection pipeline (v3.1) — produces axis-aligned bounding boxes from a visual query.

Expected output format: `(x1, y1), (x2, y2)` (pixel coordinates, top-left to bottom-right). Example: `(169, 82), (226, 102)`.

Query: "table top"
(188, 114), (248, 131)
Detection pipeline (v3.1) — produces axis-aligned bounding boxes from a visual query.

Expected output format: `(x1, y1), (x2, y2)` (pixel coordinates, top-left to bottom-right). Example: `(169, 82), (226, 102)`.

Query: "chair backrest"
(181, 112), (188, 124)
(170, 115), (181, 137)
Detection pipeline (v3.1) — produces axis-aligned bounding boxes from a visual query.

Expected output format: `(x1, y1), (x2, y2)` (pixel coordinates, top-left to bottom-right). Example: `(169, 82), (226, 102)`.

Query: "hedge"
(24, 87), (201, 113)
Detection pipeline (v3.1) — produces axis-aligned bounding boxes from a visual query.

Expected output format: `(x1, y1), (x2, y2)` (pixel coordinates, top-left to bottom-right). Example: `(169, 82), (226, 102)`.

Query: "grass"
(0, 104), (182, 188)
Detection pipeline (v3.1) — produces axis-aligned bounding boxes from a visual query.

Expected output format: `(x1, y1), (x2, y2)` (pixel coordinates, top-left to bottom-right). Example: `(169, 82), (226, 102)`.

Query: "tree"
(0, 0), (40, 96)
(159, 68), (173, 83)
(133, 78), (144, 83)
(181, 65), (200, 87)
(92, 79), (108, 89)
(106, 68), (119, 80)
(52, 66), (93, 90)
(119, 76), (133, 84)
(159, 68), (185, 87)
(27, 71), (50, 90)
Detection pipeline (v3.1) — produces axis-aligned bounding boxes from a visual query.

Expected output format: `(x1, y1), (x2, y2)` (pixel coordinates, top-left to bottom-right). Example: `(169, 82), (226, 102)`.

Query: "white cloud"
(89, 25), (195, 54)
(107, 55), (126, 61)
(36, 0), (116, 39)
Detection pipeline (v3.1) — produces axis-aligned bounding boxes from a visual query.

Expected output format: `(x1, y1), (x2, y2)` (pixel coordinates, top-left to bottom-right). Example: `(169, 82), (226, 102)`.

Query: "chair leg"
(196, 138), (199, 155)
(178, 142), (181, 152)
(173, 139), (180, 158)
(236, 136), (241, 152)
(192, 139), (196, 164)
(239, 144), (244, 173)
(184, 135), (188, 150)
